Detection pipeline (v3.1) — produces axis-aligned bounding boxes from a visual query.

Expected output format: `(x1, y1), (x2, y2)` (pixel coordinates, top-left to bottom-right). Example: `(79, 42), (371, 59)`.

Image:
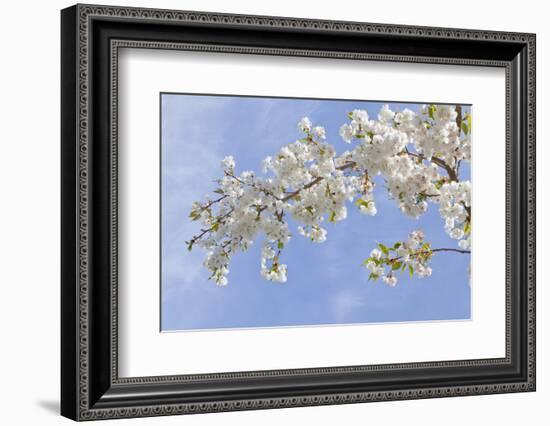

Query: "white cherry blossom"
(187, 104), (472, 286)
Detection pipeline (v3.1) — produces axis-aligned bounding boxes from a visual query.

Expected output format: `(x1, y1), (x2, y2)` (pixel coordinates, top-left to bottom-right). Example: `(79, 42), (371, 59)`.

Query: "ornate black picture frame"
(61, 3), (536, 421)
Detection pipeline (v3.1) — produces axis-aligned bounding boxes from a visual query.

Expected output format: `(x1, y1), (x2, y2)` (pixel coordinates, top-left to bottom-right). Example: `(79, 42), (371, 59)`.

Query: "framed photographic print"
(61, 4), (536, 421)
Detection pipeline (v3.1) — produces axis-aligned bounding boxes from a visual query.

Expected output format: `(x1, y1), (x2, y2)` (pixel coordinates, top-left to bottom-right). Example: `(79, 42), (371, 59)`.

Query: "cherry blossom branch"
(281, 161), (356, 202)
(186, 104), (471, 286)
(389, 247), (471, 263)
(404, 149), (459, 182)
(364, 230), (470, 286)
(403, 148), (470, 222)
(224, 171), (284, 201)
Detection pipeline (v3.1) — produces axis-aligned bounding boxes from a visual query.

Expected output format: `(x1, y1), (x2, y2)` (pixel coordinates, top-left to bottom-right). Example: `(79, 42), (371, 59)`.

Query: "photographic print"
(161, 94), (472, 331)
(61, 7), (535, 418)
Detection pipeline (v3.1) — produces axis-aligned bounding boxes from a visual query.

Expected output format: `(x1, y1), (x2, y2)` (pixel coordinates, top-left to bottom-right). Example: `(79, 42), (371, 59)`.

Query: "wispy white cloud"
(330, 289), (366, 322)
(161, 95), (230, 294)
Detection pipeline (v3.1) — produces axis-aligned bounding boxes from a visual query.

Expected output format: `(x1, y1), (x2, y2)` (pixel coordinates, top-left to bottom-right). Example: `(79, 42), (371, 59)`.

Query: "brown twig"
(281, 161), (356, 202)
(389, 247), (471, 263)
(404, 149), (458, 182)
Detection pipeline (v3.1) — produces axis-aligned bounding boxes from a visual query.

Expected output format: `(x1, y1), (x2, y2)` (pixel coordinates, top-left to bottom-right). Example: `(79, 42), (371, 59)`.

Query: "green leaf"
(363, 257), (380, 266)
(347, 112), (353, 119)
(401, 263), (407, 272)
(211, 222), (219, 232)
(461, 121), (469, 135)
(464, 221), (471, 235)
(213, 188), (225, 194)
(466, 113), (472, 132)
(277, 241), (284, 250)
(378, 243), (389, 256)
(368, 272), (379, 281)
(189, 211), (201, 221)
(305, 206), (314, 215)
(408, 265), (414, 278)
(355, 199), (371, 210)
(329, 211), (336, 223)
(393, 242), (402, 249)
(428, 105), (436, 119)
(392, 261), (402, 271)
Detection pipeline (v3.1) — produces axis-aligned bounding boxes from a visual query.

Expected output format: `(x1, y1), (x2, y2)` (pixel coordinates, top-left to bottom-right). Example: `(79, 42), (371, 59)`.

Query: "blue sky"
(160, 93), (471, 331)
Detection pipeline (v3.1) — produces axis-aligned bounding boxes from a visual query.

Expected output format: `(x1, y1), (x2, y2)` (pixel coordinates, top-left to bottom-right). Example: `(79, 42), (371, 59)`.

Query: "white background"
(119, 49), (505, 377)
(0, 0), (547, 425)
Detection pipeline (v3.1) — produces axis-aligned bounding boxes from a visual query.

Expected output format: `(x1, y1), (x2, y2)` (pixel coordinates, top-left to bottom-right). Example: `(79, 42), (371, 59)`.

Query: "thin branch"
(201, 194), (228, 210)
(404, 146), (470, 222)
(281, 161), (356, 202)
(389, 247), (470, 263)
(404, 149), (458, 182)
(455, 105), (463, 133)
(461, 202), (471, 220)
(187, 208), (234, 246)
(224, 171), (283, 201)
(427, 248), (470, 254)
